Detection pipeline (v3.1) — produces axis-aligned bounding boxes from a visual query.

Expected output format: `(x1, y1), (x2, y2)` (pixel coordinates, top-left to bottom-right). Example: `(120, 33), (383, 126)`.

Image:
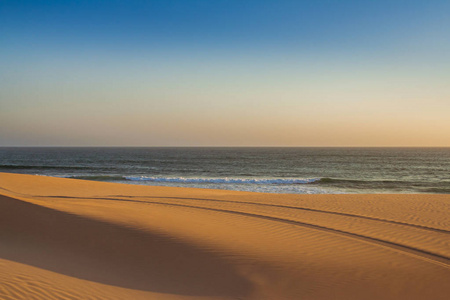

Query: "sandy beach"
(0, 172), (449, 299)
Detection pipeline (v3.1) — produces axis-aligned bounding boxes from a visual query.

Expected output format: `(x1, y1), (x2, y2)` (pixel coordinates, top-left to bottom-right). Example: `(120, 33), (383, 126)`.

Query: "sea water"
(0, 147), (449, 194)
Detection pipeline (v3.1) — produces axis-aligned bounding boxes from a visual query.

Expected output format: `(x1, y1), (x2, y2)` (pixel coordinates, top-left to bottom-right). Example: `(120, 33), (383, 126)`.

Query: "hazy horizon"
(1, 146), (450, 149)
(1, 1), (449, 147)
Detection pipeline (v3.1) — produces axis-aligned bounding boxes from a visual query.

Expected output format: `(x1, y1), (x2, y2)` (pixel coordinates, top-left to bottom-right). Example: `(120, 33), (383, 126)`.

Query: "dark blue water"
(1, 147), (449, 194)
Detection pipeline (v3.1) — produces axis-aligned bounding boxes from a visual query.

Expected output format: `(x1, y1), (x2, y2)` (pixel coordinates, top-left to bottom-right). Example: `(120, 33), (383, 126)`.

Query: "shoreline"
(1, 172), (449, 299)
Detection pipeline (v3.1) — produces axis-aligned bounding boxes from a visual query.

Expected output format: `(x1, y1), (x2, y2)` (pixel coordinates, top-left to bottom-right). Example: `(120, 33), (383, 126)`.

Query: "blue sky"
(1, 1), (449, 146)
(3, 1), (448, 54)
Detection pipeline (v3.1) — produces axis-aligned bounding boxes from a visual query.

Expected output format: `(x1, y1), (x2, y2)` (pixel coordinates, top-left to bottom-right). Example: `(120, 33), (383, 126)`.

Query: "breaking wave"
(66, 175), (321, 185)
(59, 176), (450, 193)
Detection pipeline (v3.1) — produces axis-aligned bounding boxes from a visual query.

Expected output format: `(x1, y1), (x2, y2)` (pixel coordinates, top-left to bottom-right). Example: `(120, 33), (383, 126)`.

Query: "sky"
(1, 0), (449, 146)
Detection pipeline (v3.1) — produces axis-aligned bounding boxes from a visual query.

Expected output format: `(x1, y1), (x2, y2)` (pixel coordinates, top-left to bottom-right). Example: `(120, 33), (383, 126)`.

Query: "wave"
(65, 175), (320, 184)
(124, 176), (321, 184)
(76, 175), (424, 186)
(314, 177), (405, 184)
(61, 175), (450, 194)
(314, 178), (450, 192)
(315, 177), (449, 186)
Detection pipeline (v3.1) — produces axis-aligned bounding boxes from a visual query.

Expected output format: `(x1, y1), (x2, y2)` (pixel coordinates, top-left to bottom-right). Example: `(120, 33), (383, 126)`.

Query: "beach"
(1, 172), (449, 299)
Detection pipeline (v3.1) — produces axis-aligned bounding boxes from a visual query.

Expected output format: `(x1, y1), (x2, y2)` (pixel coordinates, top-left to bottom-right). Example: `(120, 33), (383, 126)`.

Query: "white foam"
(123, 176), (320, 185)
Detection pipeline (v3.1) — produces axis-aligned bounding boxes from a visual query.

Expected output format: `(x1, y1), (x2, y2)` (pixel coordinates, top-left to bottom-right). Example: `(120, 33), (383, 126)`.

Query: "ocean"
(0, 147), (449, 194)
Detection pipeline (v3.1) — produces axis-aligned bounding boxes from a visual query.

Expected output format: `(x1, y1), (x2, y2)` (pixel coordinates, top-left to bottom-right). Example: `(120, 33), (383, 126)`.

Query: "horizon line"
(1, 146), (450, 149)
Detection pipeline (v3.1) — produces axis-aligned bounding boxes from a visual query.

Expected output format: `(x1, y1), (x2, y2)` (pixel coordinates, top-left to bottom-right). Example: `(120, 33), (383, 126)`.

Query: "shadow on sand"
(0, 195), (252, 297)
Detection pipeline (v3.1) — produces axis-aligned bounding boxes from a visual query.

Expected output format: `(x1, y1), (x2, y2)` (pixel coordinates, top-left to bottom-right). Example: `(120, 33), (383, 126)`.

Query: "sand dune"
(1, 173), (449, 299)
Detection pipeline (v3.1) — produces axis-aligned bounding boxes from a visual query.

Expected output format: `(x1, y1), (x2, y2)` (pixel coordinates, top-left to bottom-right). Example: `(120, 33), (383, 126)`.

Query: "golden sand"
(1, 173), (449, 299)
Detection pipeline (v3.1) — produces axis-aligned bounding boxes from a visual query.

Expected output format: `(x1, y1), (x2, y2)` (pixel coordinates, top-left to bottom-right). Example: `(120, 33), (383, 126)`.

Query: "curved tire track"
(38, 195), (450, 268)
